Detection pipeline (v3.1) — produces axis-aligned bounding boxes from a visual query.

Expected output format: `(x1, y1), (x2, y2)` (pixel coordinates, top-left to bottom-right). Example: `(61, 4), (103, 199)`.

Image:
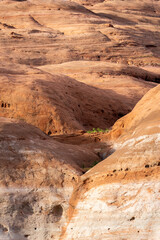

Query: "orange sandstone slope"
(39, 60), (158, 105)
(62, 85), (160, 240)
(1, 0), (159, 66)
(0, 0), (160, 239)
(0, 65), (133, 134)
(109, 83), (160, 140)
(0, 0), (160, 135)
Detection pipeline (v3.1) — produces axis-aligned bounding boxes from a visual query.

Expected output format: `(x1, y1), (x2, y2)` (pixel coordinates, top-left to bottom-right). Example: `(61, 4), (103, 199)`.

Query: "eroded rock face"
(0, 0), (160, 134)
(0, 117), (101, 240)
(109, 84), (160, 139)
(0, 65), (133, 134)
(0, 0), (160, 239)
(61, 85), (160, 239)
(1, 0), (160, 66)
(39, 60), (158, 105)
(63, 181), (160, 240)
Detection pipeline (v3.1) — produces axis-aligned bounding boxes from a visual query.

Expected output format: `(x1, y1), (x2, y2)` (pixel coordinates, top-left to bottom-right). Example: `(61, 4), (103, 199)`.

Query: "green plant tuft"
(86, 128), (110, 134)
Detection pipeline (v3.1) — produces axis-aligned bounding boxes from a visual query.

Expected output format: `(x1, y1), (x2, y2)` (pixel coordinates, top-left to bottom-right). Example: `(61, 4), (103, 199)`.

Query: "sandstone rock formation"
(61, 85), (160, 239)
(109, 84), (160, 140)
(0, 117), (101, 240)
(1, 0), (160, 66)
(0, 64), (133, 134)
(39, 60), (158, 106)
(0, 0), (159, 134)
(0, 0), (160, 134)
(0, 0), (160, 239)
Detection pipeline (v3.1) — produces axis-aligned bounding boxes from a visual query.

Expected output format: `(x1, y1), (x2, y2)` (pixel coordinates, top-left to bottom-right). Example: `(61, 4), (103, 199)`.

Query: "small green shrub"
(86, 128), (109, 134)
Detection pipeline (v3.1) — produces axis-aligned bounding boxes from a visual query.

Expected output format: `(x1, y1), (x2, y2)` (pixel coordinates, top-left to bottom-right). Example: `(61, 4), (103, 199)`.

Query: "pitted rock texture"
(63, 181), (160, 240)
(0, 0), (160, 134)
(0, 117), (101, 240)
(1, 0), (160, 66)
(61, 85), (160, 239)
(0, 64), (132, 134)
(0, 0), (160, 239)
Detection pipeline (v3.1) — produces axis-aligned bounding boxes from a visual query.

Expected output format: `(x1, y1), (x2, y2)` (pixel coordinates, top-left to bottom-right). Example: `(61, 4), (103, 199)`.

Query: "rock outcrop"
(0, 64), (133, 134)
(1, 0), (160, 66)
(0, 117), (100, 240)
(61, 85), (160, 239)
(109, 84), (160, 140)
(0, 0), (160, 239)
(0, 0), (160, 134)
(39, 60), (158, 107)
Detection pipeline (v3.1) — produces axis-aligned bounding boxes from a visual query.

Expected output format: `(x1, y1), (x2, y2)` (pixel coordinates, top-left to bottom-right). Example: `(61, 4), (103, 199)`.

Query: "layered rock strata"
(0, 117), (100, 240)
(61, 85), (160, 240)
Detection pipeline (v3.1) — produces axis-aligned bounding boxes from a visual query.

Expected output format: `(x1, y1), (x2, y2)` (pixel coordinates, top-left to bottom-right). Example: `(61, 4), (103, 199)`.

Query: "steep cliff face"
(61, 85), (160, 240)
